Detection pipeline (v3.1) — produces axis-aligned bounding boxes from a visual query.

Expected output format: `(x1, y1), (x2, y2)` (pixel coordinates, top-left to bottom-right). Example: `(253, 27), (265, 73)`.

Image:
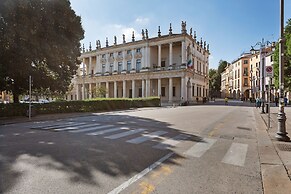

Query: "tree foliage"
(273, 18), (291, 91)
(0, 0), (84, 102)
(209, 60), (228, 97)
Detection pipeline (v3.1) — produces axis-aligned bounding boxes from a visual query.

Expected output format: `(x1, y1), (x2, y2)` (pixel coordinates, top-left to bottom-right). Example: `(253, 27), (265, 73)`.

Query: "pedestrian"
(255, 97), (259, 108)
(224, 97), (228, 105)
(284, 97), (288, 107)
(275, 96), (279, 106)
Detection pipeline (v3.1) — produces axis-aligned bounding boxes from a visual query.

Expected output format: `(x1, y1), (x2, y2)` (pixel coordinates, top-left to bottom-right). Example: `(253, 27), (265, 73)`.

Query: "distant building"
(67, 22), (210, 104)
(221, 44), (275, 100)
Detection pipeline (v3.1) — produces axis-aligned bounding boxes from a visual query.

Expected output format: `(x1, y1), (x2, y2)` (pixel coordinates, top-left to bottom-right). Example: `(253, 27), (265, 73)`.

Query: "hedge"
(0, 97), (160, 117)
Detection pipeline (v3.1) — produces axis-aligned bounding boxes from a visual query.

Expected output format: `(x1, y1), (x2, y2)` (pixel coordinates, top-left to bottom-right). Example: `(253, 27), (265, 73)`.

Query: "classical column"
(96, 55), (99, 73)
(114, 53), (117, 71)
(147, 46), (151, 68)
(158, 44), (161, 67)
(181, 77), (185, 100)
(142, 47), (145, 68)
(106, 81), (109, 98)
(181, 41), (186, 64)
(169, 77), (173, 102)
(122, 50), (126, 71)
(132, 80), (135, 98)
(114, 81), (117, 98)
(169, 43), (173, 66)
(76, 84), (80, 100)
(146, 79), (150, 97)
(89, 56), (92, 75)
(142, 79), (145, 98)
(123, 80), (126, 98)
(89, 83), (92, 99)
(131, 50), (135, 70)
(158, 78), (161, 97)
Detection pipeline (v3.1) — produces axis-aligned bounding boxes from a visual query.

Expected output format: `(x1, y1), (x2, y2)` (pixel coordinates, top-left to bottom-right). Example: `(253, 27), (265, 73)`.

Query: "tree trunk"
(12, 89), (19, 103)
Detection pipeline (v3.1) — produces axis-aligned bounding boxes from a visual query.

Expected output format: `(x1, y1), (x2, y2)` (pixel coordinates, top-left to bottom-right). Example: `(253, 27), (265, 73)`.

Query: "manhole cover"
(277, 144), (291, 152)
(237, 126), (252, 131)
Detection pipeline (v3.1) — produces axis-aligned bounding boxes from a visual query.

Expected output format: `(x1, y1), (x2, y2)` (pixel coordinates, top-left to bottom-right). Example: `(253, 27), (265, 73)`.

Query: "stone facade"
(67, 22), (210, 104)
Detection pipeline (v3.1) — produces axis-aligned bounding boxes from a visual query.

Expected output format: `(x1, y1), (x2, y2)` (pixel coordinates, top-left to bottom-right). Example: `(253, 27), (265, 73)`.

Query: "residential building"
(67, 22), (210, 104)
(221, 44), (275, 100)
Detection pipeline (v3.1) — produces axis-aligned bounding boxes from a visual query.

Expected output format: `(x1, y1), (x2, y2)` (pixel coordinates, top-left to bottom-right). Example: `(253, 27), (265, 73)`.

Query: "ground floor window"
(129, 89), (132, 98)
(192, 86), (195, 96)
(138, 88), (142, 97)
(161, 87), (166, 97)
(173, 87), (176, 97)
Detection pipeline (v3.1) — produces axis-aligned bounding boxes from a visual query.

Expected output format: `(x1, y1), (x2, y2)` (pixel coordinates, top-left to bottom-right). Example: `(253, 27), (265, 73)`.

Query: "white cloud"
(135, 17), (150, 25)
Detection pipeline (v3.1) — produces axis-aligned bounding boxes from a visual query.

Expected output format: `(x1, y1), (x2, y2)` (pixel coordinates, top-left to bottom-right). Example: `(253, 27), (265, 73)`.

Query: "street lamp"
(251, 39), (272, 114)
(276, 0), (290, 141)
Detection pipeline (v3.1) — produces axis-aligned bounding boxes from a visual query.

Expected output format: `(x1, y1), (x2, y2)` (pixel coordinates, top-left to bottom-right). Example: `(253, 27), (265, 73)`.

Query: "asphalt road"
(0, 103), (263, 194)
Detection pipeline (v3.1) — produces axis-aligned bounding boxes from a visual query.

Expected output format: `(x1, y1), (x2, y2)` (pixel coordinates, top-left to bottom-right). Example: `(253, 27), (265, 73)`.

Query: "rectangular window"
(244, 78), (248, 86)
(127, 61), (131, 71)
(118, 51), (122, 56)
(136, 59), (141, 71)
(244, 60), (248, 64)
(102, 54), (105, 58)
(161, 87), (166, 97)
(118, 62), (122, 73)
(136, 48), (141, 53)
(127, 50), (131, 54)
(173, 87), (176, 97)
(238, 80), (240, 87)
(109, 63), (113, 73)
(192, 86), (195, 96)
(109, 53), (113, 57)
(161, 61), (166, 67)
(270, 55), (273, 62)
(129, 89), (132, 98)
(138, 88), (142, 97)
(197, 87), (199, 97)
(102, 64), (105, 74)
(243, 67), (248, 76)
(238, 70), (240, 78)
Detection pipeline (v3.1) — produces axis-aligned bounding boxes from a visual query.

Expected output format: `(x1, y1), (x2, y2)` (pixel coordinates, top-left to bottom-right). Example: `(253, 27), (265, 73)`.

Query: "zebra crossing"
(31, 121), (249, 166)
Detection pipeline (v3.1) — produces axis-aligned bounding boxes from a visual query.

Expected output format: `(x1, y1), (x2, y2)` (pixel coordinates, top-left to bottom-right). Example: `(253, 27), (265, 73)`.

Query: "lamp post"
(251, 39), (272, 114)
(276, 0), (290, 141)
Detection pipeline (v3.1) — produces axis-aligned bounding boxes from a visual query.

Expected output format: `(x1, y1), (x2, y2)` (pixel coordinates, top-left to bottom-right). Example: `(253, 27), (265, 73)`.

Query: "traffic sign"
(265, 66), (273, 77)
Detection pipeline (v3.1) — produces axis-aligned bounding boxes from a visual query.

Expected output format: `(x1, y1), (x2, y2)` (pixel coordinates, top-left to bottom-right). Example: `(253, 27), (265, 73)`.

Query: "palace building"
(67, 22), (210, 104)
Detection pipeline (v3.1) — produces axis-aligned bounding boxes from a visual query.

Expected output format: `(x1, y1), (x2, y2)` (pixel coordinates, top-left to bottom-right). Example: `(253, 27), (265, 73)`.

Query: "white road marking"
(107, 152), (174, 194)
(70, 125), (114, 133)
(153, 134), (190, 150)
(221, 143), (248, 167)
(41, 122), (85, 130)
(126, 131), (168, 144)
(184, 138), (217, 157)
(54, 123), (100, 132)
(87, 127), (128, 136)
(105, 128), (146, 139)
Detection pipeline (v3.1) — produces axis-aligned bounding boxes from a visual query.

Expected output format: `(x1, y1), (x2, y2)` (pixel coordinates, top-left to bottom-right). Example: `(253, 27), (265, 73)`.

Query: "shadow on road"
(0, 111), (204, 192)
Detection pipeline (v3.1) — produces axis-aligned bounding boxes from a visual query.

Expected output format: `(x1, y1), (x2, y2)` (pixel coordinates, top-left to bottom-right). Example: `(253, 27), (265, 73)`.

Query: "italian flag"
(187, 59), (193, 68)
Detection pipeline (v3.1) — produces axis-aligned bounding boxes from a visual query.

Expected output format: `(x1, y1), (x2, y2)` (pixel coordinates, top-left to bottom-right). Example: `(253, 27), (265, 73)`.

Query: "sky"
(70, 0), (291, 69)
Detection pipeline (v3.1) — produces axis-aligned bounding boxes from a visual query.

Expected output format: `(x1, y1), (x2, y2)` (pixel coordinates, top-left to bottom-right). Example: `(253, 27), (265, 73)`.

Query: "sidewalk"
(255, 106), (291, 194)
(0, 112), (94, 126)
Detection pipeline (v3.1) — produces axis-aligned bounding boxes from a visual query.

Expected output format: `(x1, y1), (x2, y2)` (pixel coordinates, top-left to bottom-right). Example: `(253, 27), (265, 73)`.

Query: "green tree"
(92, 86), (107, 98)
(209, 60), (228, 97)
(0, 0), (84, 103)
(273, 18), (291, 91)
